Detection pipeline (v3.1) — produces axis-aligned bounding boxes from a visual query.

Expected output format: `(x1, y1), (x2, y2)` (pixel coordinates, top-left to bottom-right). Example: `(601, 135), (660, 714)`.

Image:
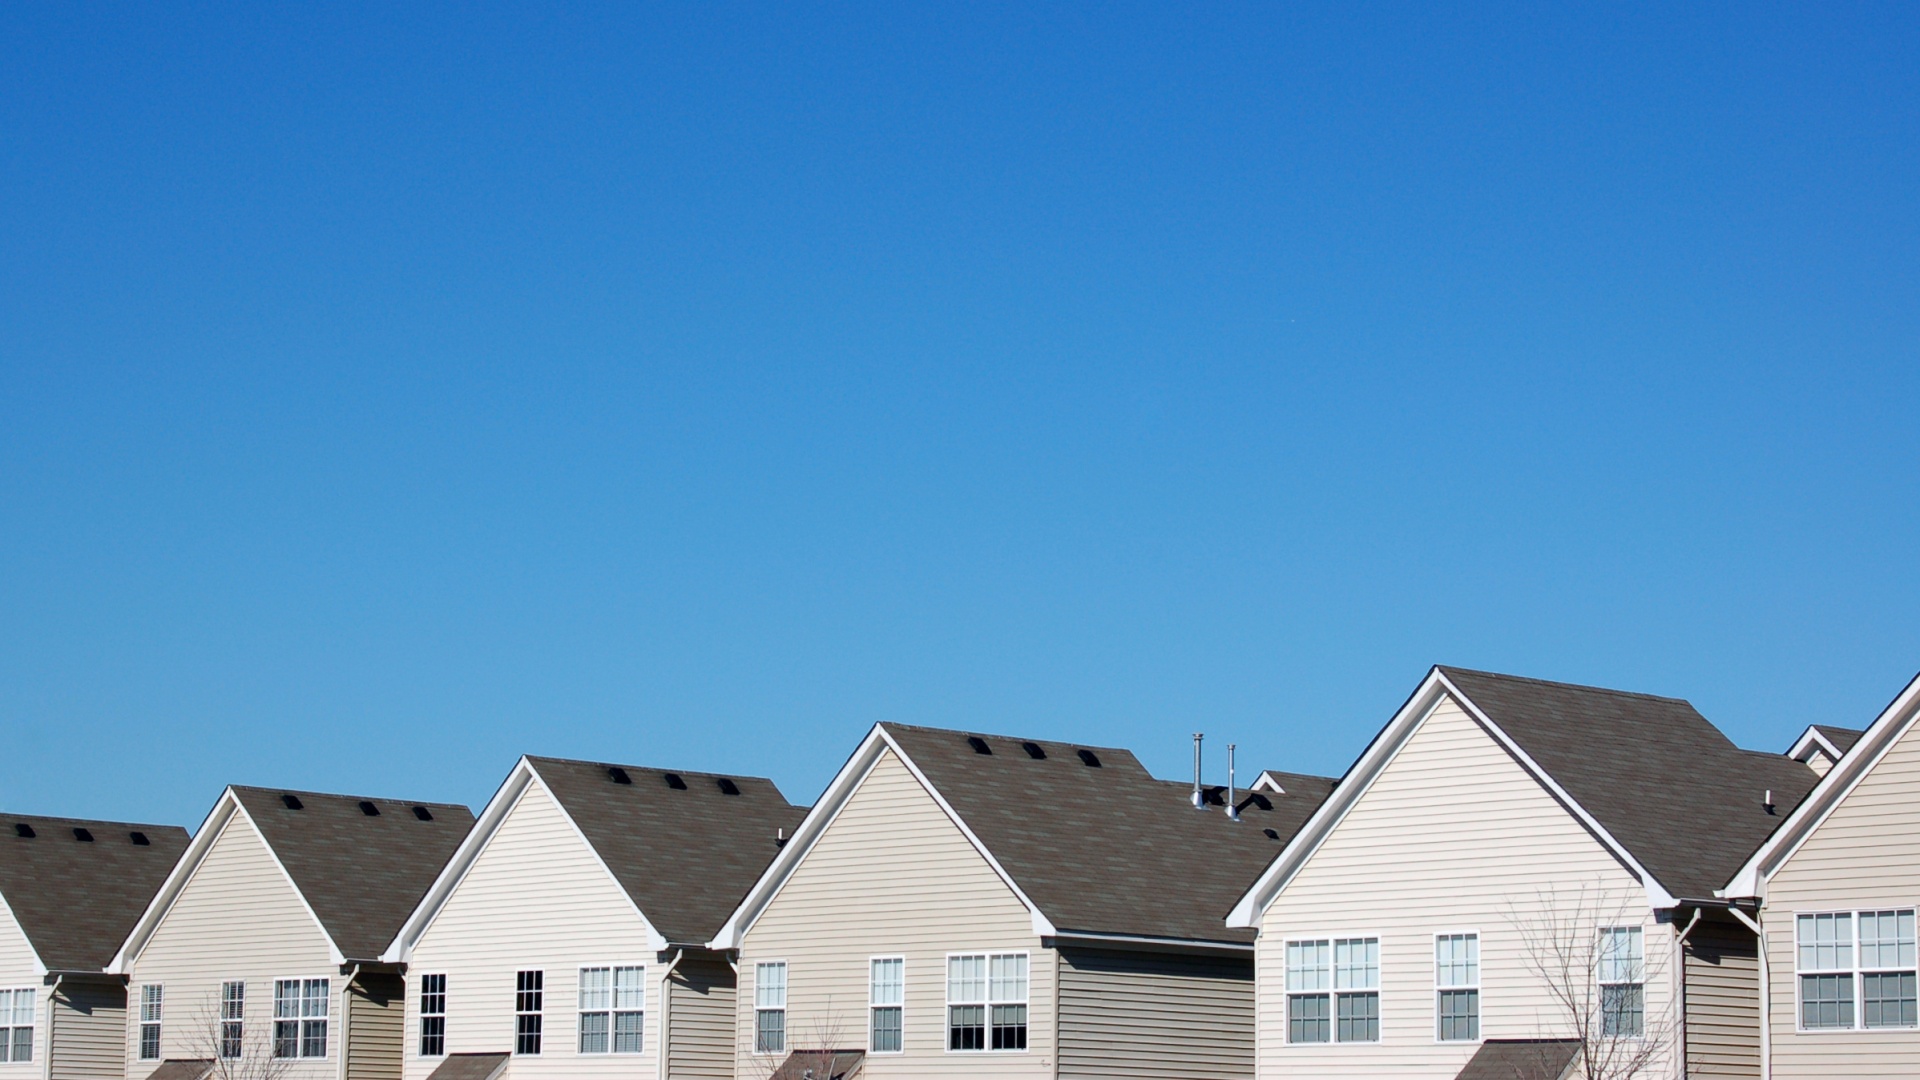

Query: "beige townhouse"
(707, 722), (1333, 1080)
(0, 814), (190, 1080)
(380, 756), (807, 1080)
(1226, 666), (1819, 1080)
(109, 788), (473, 1080)
(1723, 669), (1920, 1078)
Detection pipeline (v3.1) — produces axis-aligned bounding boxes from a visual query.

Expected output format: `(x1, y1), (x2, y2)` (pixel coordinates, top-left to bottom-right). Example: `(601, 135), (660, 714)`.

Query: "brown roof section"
(1811, 724), (1865, 755)
(230, 787), (474, 961)
(769, 1049), (863, 1079)
(422, 1053), (510, 1080)
(140, 1060), (213, 1080)
(0, 814), (190, 971)
(1454, 1039), (1581, 1080)
(1438, 667), (1820, 900)
(879, 723), (1334, 945)
(528, 757), (808, 946)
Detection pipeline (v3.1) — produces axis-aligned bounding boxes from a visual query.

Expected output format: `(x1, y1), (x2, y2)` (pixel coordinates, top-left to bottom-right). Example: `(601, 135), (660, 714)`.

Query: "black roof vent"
(608, 767), (632, 785)
(967, 736), (992, 755)
(411, 806), (434, 821)
(717, 778), (741, 796)
(1076, 749), (1101, 767)
(13, 824), (33, 838)
(358, 801), (380, 816)
(664, 773), (688, 790)
(72, 827), (94, 842)
(130, 831), (151, 845)
(1020, 741), (1046, 760)
(281, 794), (304, 810)
(1263, 828), (1280, 840)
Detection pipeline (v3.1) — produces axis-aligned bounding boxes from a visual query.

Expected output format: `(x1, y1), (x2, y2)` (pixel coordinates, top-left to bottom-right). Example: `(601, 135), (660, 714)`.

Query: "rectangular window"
(139, 984), (163, 1061)
(418, 975), (446, 1057)
(1798, 909), (1918, 1031)
(946, 954), (1026, 1052)
(577, 966), (643, 1054)
(754, 963), (786, 1055)
(1286, 938), (1378, 1043)
(0, 989), (33, 1064)
(869, 958), (903, 1054)
(1598, 927), (1645, 1038)
(514, 972), (543, 1055)
(220, 982), (245, 1060)
(274, 979), (330, 1058)
(1435, 933), (1479, 1042)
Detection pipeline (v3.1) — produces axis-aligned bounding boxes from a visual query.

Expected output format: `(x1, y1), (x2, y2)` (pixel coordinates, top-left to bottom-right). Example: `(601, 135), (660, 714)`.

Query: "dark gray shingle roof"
(880, 723), (1335, 945)
(0, 814), (190, 971)
(528, 757), (808, 946)
(1438, 667), (1820, 900)
(1454, 1039), (1581, 1080)
(230, 787), (474, 961)
(423, 1054), (510, 1080)
(1811, 724), (1865, 755)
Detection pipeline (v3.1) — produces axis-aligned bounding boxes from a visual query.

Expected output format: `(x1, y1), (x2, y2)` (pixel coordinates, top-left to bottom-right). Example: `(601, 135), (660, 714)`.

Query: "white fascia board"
(1787, 726), (1844, 764)
(526, 759), (670, 952)
(0, 890), (47, 977)
(1725, 670), (1920, 900)
(1250, 772), (1287, 794)
(381, 758), (537, 963)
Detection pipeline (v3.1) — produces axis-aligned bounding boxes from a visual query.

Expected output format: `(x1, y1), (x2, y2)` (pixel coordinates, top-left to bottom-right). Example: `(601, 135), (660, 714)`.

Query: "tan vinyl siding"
(122, 810), (339, 1080)
(1255, 696), (1673, 1078)
(346, 974), (404, 1080)
(1683, 921), (1759, 1078)
(664, 953), (733, 1080)
(50, 979), (128, 1080)
(1056, 947), (1253, 1080)
(0, 903), (42, 1080)
(403, 781), (659, 1080)
(737, 748), (1052, 1078)
(1763, 713), (1920, 1078)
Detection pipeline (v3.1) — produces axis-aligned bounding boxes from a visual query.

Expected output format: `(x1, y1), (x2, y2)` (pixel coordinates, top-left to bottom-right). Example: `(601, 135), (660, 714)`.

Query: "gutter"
(1672, 908), (1702, 1080)
(337, 964), (360, 1080)
(43, 975), (61, 1080)
(1728, 907), (1769, 1080)
(657, 949), (685, 1080)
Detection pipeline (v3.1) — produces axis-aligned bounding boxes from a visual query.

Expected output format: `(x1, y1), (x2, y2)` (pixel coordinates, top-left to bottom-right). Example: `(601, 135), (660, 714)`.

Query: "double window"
(577, 967), (644, 1054)
(1597, 927), (1645, 1038)
(1286, 938), (1379, 1043)
(514, 972), (543, 1055)
(1435, 934), (1479, 1042)
(946, 953), (1027, 1051)
(139, 985), (163, 1061)
(869, 958), (903, 1053)
(273, 979), (330, 1058)
(418, 975), (446, 1057)
(219, 982), (245, 1059)
(1797, 909), (1918, 1031)
(754, 963), (786, 1054)
(0, 989), (32, 1063)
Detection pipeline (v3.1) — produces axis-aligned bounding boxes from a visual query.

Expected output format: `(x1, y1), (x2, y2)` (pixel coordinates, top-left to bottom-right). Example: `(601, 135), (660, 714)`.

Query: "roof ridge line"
(1439, 665), (1693, 705)
(229, 784), (468, 807)
(524, 754), (779, 783)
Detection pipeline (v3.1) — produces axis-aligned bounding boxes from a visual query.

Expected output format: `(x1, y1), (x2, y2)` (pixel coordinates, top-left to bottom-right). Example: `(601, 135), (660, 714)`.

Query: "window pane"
(1864, 972), (1918, 1029)
(947, 1004), (984, 1050)
(870, 958), (903, 1007)
(1288, 993), (1329, 1044)
(756, 1009), (785, 1054)
(1861, 911), (1918, 970)
(1801, 973), (1855, 1029)
(1599, 927), (1644, 983)
(990, 1004), (1027, 1050)
(612, 967), (644, 1011)
(303, 980), (329, 1019)
(302, 1019), (327, 1058)
(1601, 983), (1645, 1038)
(419, 1015), (444, 1057)
(870, 1005), (901, 1053)
(515, 1013), (542, 1055)
(1438, 988), (1479, 1041)
(1336, 991), (1378, 1043)
(579, 968), (610, 1010)
(1799, 913), (1854, 972)
(989, 954), (1028, 1003)
(1334, 939), (1378, 990)
(1436, 934), (1479, 988)
(948, 956), (985, 1003)
(578, 1011), (608, 1054)
(612, 1010), (643, 1054)
(1286, 941), (1330, 992)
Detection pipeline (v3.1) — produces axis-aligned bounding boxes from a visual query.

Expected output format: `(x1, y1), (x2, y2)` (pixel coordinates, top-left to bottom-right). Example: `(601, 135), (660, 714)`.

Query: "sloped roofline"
(1724, 670), (1920, 899)
(707, 724), (1056, 951)
(1787, 725), (1851, 765)
(382, 757), (666, 962)
(1227, 667), (1675, 929)
(110, 788), (344, 972)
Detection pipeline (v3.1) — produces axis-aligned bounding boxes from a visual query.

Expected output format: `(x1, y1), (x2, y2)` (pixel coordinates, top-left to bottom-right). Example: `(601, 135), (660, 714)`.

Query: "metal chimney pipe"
(1228, 743), (1239, 821)
(1191, 733), (1205, 809)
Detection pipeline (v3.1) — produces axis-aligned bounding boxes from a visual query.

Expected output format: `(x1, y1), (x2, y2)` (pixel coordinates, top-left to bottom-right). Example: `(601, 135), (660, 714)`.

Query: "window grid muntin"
(1797, 909), (1920, 1031)
(139, 984), (162, 1061)
(219, 981), (244, 1059)
(514, 971), (543, 1055)
(272, 978), (330, 1059)
(1435, 934), (1480, 1043)
(869, 958), (903, 1054)
(1285, 938), (1379, 1043)
(1598, 927), (1645, 1038)
(0, 989), (32, 1064)
(418, 975), (446, 1057)
(947, 953), (1027, 1052)
(576, 966), (644, 1054)
(754, 963), (786, 1055)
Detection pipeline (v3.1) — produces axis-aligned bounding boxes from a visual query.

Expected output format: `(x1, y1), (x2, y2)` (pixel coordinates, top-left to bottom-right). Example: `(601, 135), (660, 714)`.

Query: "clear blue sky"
(4, 3), (1918, 829)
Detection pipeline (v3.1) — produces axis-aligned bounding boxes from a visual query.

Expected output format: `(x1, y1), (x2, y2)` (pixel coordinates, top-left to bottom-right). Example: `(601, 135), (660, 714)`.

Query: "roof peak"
(1438, 665), (1692, 706)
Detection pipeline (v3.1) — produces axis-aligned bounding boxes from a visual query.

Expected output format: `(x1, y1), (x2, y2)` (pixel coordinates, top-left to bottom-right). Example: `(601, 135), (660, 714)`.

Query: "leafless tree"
(180, 990), (298, 1080)
(747, 1001), (859, 1080)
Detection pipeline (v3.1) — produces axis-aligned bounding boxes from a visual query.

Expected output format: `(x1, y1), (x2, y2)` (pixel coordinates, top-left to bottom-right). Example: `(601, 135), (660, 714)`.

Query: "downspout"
(337, 964), (360, 1080)
(1672, 909), (1702, 1080)
(657, 949), (684, 1080)
(1729, 907), (1769, 1080)
(43, 974), (61, 1080)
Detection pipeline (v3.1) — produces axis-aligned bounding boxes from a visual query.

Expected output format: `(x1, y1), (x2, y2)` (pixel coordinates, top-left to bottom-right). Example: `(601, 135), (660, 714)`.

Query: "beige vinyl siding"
(345, 974), (404, 1080)
(664, 953), (733, 1080)
(0, 902), (42, 1080)
(736, 748), (1052, 1078)
(1683, 920), (1759, 1078)
(50, 979), (128, 1080)
(122, 809), (339, 1080)
(1255, 696), (1672, 1078)
(402, 780), (659, 1080)
(1763, 713), (1920, 1078)
(1056, 947), (1253, 1080)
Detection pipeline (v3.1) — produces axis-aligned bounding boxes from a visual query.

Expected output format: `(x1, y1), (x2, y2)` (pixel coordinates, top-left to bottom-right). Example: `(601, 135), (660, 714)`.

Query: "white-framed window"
(1286, 938), (1378, 1043)
(1435, 933), (1479, 1042)
(139, 984), (163, 1061)
(754, 963), (786, 1055)
(219, 981), (245, 1060)
(577, 966), (644, 1054)
(1797, 909), (1918, 1031)
(946, 953), (1027, 1051)
(418, 975), (446, 1057)
(514, 971), (543, 1055)
(0, 989), (33, 1063)
(869, 958), (903, 1054)
(273, 978), (330, 1058)
(1598, 927), (1645, 1038)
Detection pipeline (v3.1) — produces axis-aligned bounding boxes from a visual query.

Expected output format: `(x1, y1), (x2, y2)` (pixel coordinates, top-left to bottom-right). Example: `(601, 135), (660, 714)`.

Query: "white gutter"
(337, 964), (359, 1080)
(42, 975), (61, 1080)
(656, 949), (684, 1080)
(1729, 908), (1769, 1080)
(1671, 908), (1702, 1080)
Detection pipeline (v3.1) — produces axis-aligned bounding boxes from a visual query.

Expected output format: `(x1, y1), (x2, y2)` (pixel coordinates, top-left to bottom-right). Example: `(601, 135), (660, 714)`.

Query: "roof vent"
(358, 801), (380, 816)
(73, 827), (94, 842)
(608, 767), (632, 785)
(1020, 741), (1046, 760)
(1247, 792), (1273, 811)
(130, 831), (151, 845)
(1076, 749), (1101, 767)
(1263, 828), (1280, 840)
(664, 773), (688, 790)
(411, 806), (434, 821)
(1764, 789), (1776, 815)
(717, 778), (741, 796)
(13, 824), (33, 838)
(967, 736), (992, 755)
(281, 794), (304, 810)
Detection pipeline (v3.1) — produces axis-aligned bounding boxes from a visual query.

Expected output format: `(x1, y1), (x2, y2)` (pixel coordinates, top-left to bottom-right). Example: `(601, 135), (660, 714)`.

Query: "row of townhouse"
(2, 665), (1918, 1079)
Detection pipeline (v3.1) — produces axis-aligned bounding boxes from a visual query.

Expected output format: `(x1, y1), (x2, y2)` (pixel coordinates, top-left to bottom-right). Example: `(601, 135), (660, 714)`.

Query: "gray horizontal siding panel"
(1056, 947), (1254, 1080)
